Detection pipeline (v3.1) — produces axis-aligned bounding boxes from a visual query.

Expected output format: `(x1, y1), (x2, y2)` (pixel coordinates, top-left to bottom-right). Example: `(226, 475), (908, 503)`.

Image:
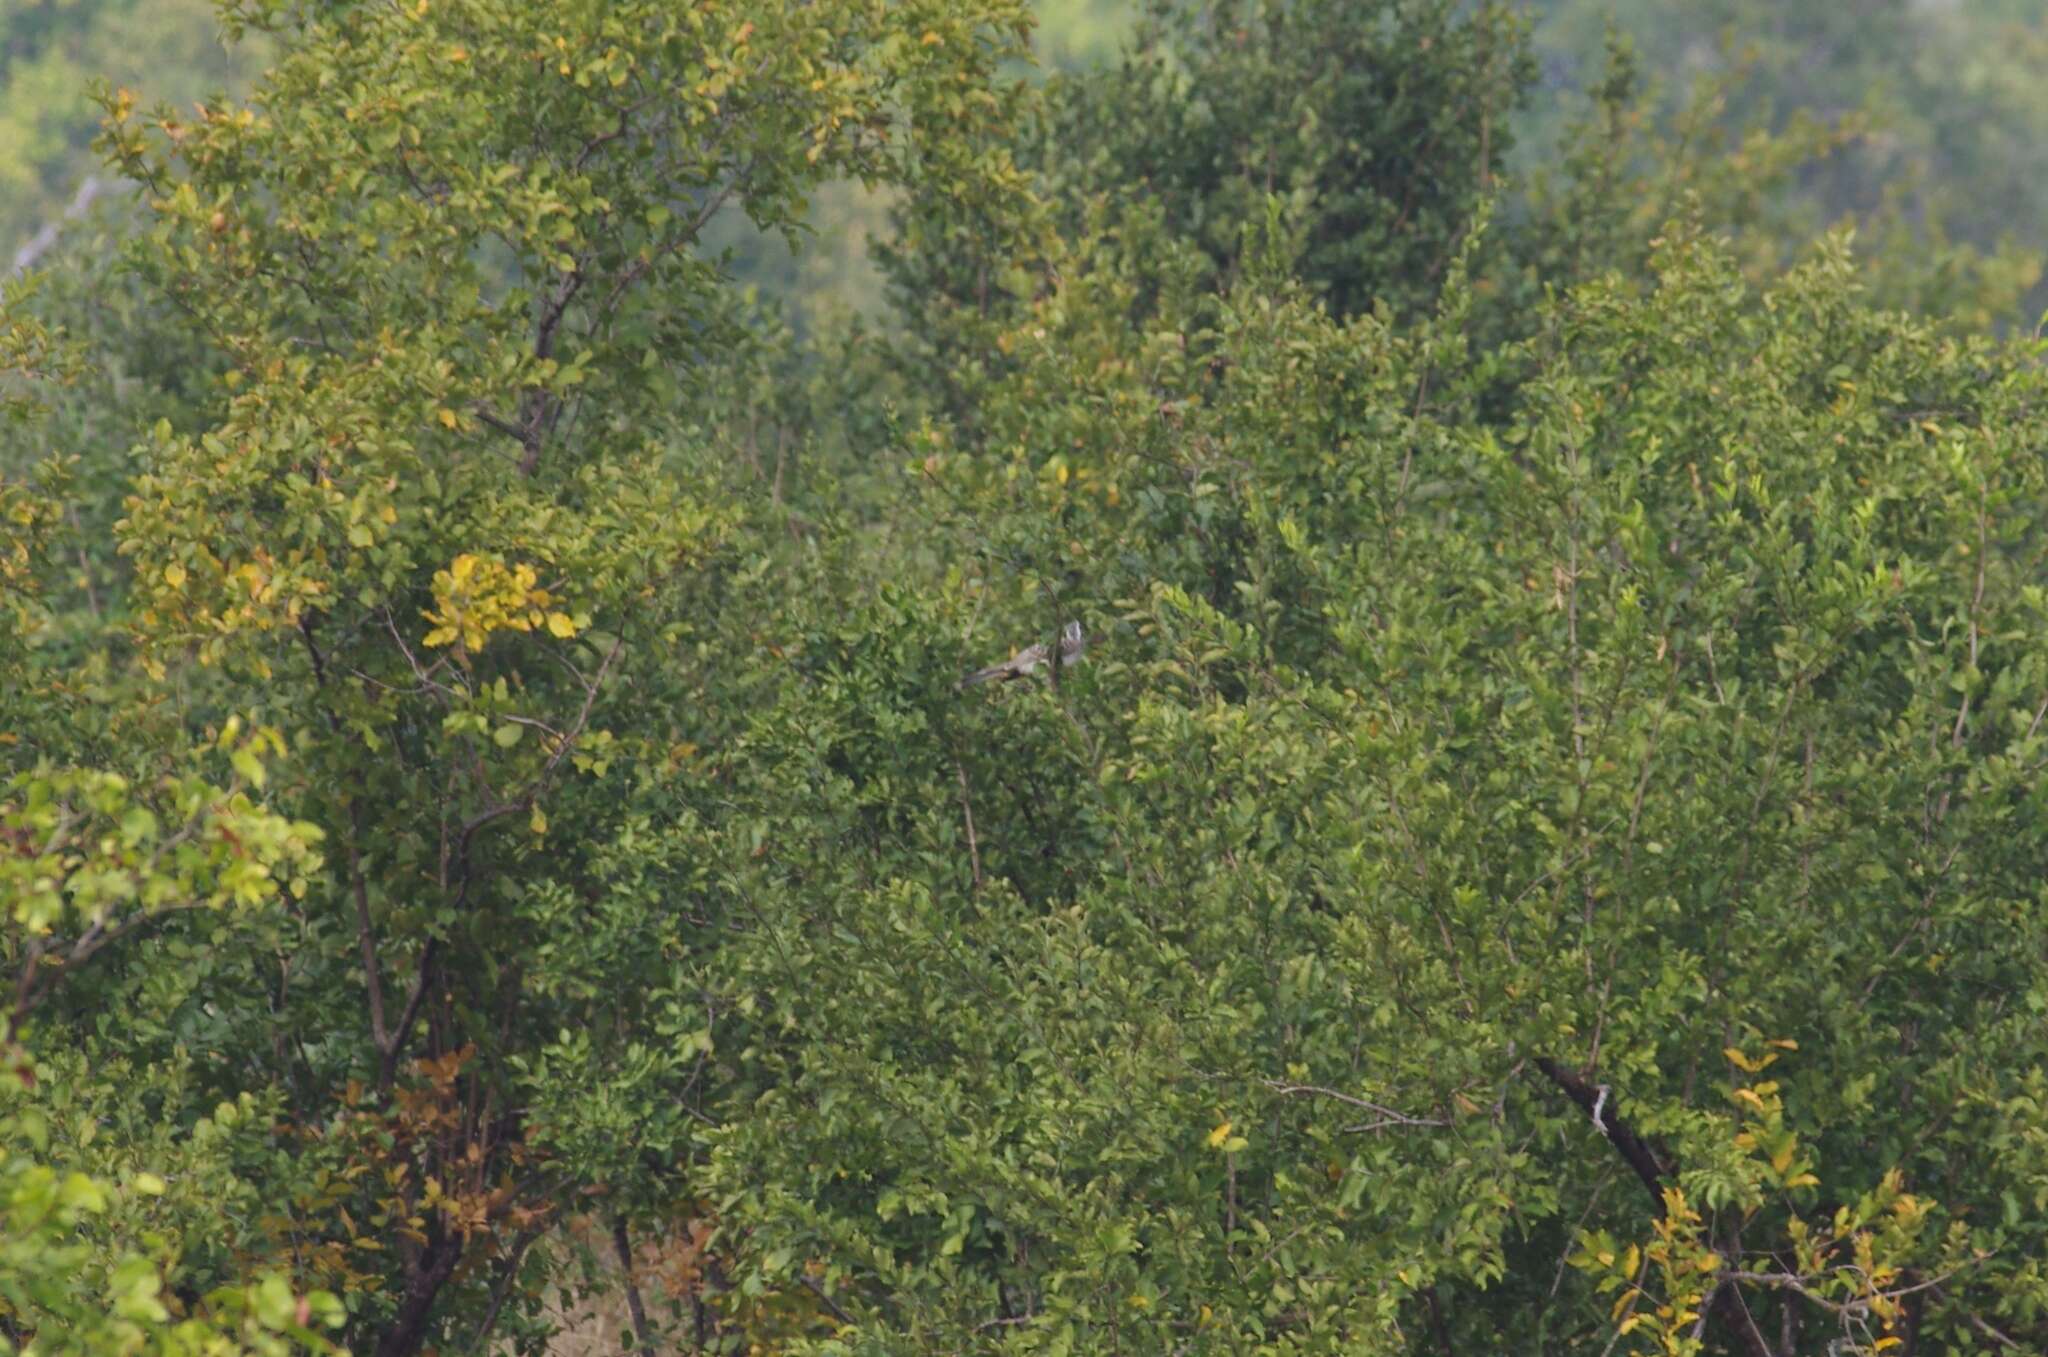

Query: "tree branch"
(377, 637), (621, 1086)
(612, 1216), (659, 1357)
(347, 807), (391, 1056)
(953, 756), (983, 890)
(1533, 1058), (1668, 1217)
(1259, 1079), (1448, 1130)
(469, 1227), (540, 1353)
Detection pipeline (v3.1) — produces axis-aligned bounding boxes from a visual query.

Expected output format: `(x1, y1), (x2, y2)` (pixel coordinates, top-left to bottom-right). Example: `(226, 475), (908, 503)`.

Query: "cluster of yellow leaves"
(421, 553), (580, 652)
(1574, 1187), (1723, 1356)
(1205, 1118), (1248, 1153)
(1726, 1040), (1820, 1191)
(1775, 1166), (1944, 1348)
(1, 478), (61, 609)
(1573, 1046), (1957, 1357)
(1039, 453), (1121, 507)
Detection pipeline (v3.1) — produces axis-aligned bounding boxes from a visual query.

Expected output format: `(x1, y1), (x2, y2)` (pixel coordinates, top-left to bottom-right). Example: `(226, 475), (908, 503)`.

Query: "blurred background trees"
(19, 1), (2042, 317)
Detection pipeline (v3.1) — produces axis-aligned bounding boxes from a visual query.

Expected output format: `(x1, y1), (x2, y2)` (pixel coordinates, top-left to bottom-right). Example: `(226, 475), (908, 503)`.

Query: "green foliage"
(1045, 0), (1535, 322)
(697, 203), (2048, 1351)
(5, 1), (2048, 1354)
(0, 1068), (344, 1356)
(2, 753), (323, 1030)
(2, 242), (337, 1357)
(5, 0), (1038, 1350)
(882, 0), (1536, 397)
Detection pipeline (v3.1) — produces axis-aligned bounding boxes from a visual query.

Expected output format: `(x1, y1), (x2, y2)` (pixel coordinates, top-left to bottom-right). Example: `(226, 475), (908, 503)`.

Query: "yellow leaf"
(529, 804), (547, 835)
(437, 408), (459, 429)
(546, 611), (577, 639)
(163, 562), (187, 588)
(1733, 1087), (1766, 1110)
(447, 46), (468, 63)
(1206, 1121), (1232, 1149)
(133, 1173), (166, 1195)
(920, 29), (943, 45)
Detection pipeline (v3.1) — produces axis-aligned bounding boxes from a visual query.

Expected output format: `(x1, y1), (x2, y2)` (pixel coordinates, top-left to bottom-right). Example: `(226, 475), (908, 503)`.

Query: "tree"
(881, 0), (1532, 417)
(3, 0), (1033, 1350)
(700, 205), (2048, 1353)
(8, 0), (2048, 1352)
(2, 292), (340, 1354)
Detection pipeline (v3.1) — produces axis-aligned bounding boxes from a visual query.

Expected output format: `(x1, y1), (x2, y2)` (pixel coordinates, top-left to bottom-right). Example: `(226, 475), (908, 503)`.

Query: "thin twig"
(1259, 1079), (1447, 1129)
(953, 757), (983, 890)
(469, 1227), (540, 1353)
(798, 1275), (856, 1327)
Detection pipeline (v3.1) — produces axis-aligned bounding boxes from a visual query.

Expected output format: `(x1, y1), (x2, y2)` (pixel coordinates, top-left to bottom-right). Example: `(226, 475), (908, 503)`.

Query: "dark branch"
(1535, 1057), (1669, 1217)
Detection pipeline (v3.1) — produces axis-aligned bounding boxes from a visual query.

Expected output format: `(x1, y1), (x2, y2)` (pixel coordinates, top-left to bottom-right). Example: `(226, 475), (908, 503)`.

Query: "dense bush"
(4, 2), (2047, 1354)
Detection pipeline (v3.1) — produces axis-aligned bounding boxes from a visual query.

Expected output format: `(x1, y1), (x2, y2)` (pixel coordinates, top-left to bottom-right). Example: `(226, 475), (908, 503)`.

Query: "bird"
(959, 620), (1086, 688)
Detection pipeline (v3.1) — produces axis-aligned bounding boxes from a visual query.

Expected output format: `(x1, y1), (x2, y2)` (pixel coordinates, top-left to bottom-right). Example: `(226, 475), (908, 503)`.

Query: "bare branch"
(612, 1216), (659, 1357)
(1259, 1079), (1448, 1130)
(347, 809), (391, 1056)
(799, 1274), (856, 1328)
(470, 1227), (541, 1353)
(1534, 1058), (1668, 1216)
(953, 757), (983, 890)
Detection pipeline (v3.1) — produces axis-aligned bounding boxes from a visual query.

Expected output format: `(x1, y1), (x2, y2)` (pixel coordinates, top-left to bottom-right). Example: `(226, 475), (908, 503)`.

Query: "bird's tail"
(958, 664), (1008, 688)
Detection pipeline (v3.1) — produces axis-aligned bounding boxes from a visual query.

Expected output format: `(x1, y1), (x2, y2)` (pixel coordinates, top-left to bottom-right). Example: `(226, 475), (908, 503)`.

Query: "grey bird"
(959, 620), (1086, 687)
